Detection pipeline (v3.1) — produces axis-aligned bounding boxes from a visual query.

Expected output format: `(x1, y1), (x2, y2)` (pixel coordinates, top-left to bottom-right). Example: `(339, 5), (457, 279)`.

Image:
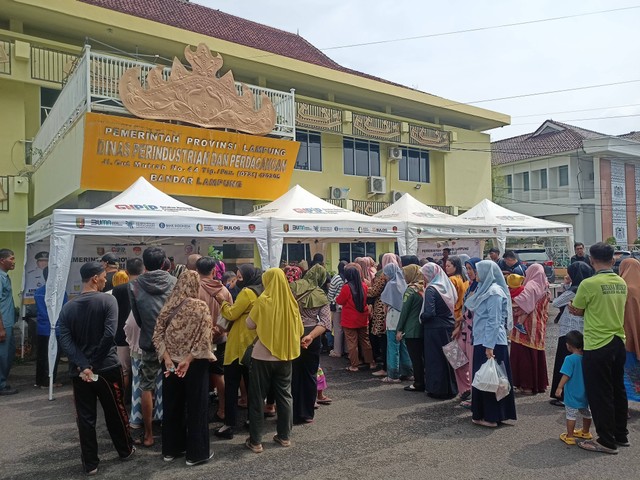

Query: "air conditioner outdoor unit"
(367, 176), (387, 194)
(388, 146), (402, 162)
(391, 190), (405, 202)
(329, 186), (350, 200)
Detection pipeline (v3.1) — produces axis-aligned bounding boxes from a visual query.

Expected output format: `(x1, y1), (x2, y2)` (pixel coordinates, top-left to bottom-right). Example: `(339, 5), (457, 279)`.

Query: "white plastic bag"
(472, 357), (500, 393)
(495, 361), (512, 401)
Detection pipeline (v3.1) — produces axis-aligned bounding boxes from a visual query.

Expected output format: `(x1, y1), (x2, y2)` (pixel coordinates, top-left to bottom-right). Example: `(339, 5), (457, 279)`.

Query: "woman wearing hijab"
(381, 263), (413, 383)
(444, 256), (469, 320)
(510, 263), (550, 395)
(400, 255), (421, 267)
(368, 253), (400, 377)
(396, 265), (425, 392)
(355, 257), (376, 286)
(337, 265), (376, 371)
(465, 260), (517, 427)
(549, 261), (594, 406)
(420, 263), (458, 399)
(620, 258), (640, 402)
(215, 264), (263, 439)
(457, 254), (471, 281)
(245, 268), (304, 453)
(152, 271), (215, 465)
(328, 261), (348, 358)
(289, 264), (332, 424)
(452, 257), (482, 406)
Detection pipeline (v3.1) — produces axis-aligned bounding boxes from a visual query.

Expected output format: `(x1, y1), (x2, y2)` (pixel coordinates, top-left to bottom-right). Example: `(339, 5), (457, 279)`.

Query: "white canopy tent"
(374, 193), (499, 255)
(459, 199), (575, 254)
(25, 177), (269, 399)
(251, 185), (406, 266)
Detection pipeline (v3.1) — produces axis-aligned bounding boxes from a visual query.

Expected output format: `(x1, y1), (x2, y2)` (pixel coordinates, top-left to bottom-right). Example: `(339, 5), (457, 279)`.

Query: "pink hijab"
(513, 263), (548, 314)
(355, 257), (376, 284)
(420, 262), (457, 315)
(381, 253), (400, 268)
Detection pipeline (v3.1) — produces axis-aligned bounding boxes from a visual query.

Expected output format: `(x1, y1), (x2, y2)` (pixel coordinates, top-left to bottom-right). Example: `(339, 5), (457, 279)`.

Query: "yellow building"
(0, 0), (509, 298)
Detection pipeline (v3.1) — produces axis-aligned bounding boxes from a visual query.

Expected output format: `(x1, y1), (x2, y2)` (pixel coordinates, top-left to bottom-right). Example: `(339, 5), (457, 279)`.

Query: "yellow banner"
(81, 113), (299, 200)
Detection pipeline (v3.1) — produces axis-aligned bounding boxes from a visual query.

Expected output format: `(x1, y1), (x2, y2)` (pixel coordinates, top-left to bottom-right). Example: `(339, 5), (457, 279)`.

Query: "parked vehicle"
(513, 248), (556, 283)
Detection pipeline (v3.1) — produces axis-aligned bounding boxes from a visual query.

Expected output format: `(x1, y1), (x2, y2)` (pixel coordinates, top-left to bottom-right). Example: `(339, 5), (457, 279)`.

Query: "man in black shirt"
(101, 253), (119, 292)
(59, 262), (134, 475)
(570, 242), (591, 266)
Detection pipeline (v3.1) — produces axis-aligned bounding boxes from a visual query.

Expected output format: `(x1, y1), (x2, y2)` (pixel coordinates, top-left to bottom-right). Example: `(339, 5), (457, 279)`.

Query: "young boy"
(507, 274), (527, 335)
(555, 330), (592, 445)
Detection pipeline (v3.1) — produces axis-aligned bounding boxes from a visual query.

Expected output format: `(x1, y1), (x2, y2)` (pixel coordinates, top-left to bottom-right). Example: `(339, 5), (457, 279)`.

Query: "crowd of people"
(0, 240), (637, 473)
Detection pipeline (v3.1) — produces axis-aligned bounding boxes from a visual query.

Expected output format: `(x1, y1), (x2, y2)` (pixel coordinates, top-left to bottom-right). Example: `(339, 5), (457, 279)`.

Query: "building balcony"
(31, 45), (296, 166)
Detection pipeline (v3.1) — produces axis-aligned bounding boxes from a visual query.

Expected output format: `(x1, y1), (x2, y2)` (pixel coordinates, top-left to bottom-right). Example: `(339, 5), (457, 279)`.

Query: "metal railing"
(30, 45), (79, 84)
(0, 40), (10, 75)
(322, 198), (346, 208)
(31, 49), (89, 166)
(0, 177), (9, 212)
(351, 199), (392, 216)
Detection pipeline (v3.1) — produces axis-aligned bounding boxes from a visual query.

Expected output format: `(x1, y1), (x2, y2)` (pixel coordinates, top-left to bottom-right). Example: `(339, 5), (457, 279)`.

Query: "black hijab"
(401, 255), (420, 267)
(237, 264), (264, 296)
(344, 266), (366, 313)
(567, 261), (594, 293)
(337, 260), (348, 280)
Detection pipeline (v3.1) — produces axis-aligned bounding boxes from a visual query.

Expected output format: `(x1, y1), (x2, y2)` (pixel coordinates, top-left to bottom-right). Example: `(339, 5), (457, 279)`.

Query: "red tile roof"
(78, 0), (406, 88)
(491, 120), (607, 165)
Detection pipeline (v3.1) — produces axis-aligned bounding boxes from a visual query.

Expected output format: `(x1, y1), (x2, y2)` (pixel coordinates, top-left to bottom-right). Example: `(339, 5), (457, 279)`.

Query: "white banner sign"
(417, 239), (483, 263)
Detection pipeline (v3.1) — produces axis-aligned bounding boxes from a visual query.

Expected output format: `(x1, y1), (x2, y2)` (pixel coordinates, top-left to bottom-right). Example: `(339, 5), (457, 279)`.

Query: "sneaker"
(244, 438), (263, 453)
(0, 387), (18, 396)
(214, 426), (234, 439)
(163, 455), (175, 462)
(514, 323), (527, 335)
(86, 468), (98, 476)
(185, 451), (214, 466)
(273, 435), (291, 447)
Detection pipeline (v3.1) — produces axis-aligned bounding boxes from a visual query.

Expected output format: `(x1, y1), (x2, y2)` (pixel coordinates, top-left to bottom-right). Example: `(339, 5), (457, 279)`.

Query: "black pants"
(35, 334), (60, 387)
(292, 330), (321, 423)
(583, 336), (628, 450)
(162, 359), (210, 461)
(550, 335), (569, 401)
(223, 359), (249, 428)
(71, 367), (133, 473)
(405, 337), (425, 390)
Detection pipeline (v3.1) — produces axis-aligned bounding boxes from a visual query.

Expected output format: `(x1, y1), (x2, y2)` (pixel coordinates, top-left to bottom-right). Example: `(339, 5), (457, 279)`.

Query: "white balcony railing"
(32, 45), (296, 166)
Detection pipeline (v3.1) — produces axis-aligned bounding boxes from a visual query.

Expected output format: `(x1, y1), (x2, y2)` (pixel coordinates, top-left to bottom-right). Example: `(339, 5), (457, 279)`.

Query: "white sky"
(195, 0), (639, 141)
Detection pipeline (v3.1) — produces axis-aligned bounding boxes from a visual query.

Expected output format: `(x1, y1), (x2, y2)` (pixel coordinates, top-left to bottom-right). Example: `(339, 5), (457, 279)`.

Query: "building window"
(281, 244), (311, 264)
(540, 169), (548, 189)
(559, 165), (569, 186)
(339, 242), (377, 262)
(399, 148), (430, 183)
(523, 172), (530, 192)
(505, 175), (512, 194)
(295, 130), (322, 171)
(343, 138), (380, 177)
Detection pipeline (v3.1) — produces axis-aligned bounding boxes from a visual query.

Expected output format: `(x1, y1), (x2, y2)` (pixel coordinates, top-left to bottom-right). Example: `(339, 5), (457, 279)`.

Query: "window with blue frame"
(295, 130), (322, 171)
(399, 148), (430, 183)
(339, 242), (377, 262)
(343, 138), (380, 177)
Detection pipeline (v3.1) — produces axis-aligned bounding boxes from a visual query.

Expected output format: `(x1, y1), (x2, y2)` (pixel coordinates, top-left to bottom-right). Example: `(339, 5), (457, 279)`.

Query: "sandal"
(472, 419), (497, 428)
(273, 435), (291, 447)
(381, 377), (401, 384)
(559, 433), (576, 445)
(372, 370), (387, 377)
(345, 366), (359, 372)
(317, 397), (332, 405)
(549, 399), (565, 407)
(460, 400), (472, 409)
(244, 438), (264, 454)
(578, 439), (618, 454)
(573, 429), (592, 440)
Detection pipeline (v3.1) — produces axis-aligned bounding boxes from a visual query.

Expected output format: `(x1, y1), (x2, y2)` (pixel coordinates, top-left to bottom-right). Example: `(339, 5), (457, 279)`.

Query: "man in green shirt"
(569, 242), (628, 454)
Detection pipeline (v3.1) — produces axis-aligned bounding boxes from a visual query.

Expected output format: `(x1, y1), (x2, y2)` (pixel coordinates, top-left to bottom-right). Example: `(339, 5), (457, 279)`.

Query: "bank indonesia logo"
(159, 222), (166, 229)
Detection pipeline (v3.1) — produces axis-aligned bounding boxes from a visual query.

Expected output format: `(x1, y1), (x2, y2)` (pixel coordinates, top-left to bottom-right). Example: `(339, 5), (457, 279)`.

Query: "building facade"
(0, 0), (509, 299)
(493, 120), (640, 248)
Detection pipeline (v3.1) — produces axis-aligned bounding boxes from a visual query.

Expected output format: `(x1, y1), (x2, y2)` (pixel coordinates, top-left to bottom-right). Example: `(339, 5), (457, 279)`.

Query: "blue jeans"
(0, 325), (15, 390)
(386, 330), (413, 380)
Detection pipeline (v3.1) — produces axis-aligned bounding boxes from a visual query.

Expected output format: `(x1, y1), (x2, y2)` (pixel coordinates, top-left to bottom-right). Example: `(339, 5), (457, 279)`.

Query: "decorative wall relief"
(352, 113), (401, 141)
(118, 43), (276, 135)
(409, 125), (451, 150)
(296, 102), (342, 133)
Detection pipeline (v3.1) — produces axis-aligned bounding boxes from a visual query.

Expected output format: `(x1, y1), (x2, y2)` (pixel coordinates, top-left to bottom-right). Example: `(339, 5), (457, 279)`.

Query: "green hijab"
(290, 263), (330, 309)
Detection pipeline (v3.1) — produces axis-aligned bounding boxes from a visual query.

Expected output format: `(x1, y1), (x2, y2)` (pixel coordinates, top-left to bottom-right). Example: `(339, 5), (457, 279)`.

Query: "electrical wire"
(512, 103), (640, 118)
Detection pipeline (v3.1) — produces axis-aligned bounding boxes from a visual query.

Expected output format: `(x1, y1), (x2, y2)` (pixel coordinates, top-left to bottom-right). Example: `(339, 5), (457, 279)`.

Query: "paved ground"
(1, 309), (638, 479)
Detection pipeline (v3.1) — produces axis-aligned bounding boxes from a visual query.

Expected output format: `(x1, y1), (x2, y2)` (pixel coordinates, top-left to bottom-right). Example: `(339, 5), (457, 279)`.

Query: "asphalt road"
(1, 309), (638, 480)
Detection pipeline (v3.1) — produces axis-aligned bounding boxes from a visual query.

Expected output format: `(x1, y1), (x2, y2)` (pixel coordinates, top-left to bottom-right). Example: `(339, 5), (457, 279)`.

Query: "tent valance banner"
(251, 185), (406, 266)
(417, 239), (483, 263)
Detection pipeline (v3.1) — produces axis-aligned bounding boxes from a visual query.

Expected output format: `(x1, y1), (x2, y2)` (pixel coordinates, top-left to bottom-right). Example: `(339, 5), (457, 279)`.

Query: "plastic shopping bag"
(472, 357), (500, 393)
(495, 361), (512, 401)
(442, 339), (469, 370)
